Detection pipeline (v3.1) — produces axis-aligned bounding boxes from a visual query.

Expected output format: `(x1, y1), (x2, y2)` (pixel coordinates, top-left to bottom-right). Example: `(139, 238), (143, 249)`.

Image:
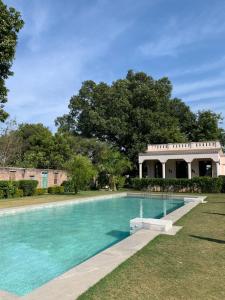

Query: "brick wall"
(0, 167), (67, 188)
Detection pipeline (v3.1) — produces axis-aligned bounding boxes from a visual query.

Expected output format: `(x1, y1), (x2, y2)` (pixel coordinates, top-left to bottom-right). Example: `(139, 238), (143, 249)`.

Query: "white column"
(188, 162), (192, 179)
(216, 162), (220, 177)
(139, 163), (143, 179)
(162, 162), (166, 179)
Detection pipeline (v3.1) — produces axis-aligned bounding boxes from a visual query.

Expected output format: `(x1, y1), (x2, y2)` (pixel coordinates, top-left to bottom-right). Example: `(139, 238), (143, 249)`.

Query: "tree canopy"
(0, 0), (24, 122)
(56, 70), (225, 165)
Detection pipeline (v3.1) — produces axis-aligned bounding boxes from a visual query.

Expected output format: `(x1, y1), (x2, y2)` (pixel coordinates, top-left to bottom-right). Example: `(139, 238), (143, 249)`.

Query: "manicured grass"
(79, 193), (225, 300)
(0, 190), (123, 209)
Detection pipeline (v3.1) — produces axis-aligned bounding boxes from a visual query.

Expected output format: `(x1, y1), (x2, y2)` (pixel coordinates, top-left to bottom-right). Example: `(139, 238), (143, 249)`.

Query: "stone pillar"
(188, 162), (192, 179)
(139, 163), (143, 179)
(162, 162), (166, 179)
(216, 161), (220, 177)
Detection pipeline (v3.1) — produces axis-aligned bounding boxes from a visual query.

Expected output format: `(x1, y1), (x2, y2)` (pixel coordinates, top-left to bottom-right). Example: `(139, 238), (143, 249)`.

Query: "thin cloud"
(174, 77), (225, 95)
(139, 8), (225, 57)
(184, 90), (225, 103)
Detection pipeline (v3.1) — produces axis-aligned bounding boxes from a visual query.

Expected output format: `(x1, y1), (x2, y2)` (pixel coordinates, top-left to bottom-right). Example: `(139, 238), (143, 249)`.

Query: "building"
(138, 141), (225, 179)
(0, 167), (67, 188)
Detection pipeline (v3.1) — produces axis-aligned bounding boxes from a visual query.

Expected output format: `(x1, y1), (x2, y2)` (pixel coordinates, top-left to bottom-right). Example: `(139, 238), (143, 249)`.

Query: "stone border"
(0, 193), (206, 300)
(0, 193), (127, 216)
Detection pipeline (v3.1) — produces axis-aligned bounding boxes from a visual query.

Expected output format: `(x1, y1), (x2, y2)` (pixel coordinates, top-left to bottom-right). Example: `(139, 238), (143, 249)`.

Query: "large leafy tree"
(192, 110), (225, 142)
(0, 0), (24, 122)
(56, 70), (225, 166)
(15, 123), (74, 169)
(55, 71), (191, 163)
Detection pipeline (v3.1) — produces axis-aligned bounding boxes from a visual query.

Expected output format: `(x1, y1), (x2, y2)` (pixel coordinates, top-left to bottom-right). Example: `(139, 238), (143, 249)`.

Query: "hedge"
(18, 180), (38, 196)
(0, 180), (38, 198)
(131, 177), (223, 193)
(48, 186), (64, 194)
(35, 188), (47, 195)
(61, 180), (75, 193)
(0, 181), (19, 198)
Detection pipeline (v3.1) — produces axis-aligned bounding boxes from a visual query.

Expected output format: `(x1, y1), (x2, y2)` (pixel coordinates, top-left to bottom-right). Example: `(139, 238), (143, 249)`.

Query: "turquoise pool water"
(0, 196), (184, 295)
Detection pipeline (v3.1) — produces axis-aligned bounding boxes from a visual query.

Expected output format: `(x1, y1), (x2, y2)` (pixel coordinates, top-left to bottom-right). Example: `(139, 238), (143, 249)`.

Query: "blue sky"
(4, 0), (225, 130)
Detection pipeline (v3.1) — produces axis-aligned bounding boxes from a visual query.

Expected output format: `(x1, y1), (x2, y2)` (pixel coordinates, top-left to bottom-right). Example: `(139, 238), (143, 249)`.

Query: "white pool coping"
(0, 192), (207, 300)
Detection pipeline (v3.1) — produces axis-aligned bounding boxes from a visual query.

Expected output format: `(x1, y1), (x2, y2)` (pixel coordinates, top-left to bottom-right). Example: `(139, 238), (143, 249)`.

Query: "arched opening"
(154, 161), (162, 178)
(176, 160), (188, 178)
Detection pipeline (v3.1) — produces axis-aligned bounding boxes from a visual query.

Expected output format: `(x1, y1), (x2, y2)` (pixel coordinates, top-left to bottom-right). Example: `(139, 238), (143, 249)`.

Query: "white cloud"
(184, 90), (225, 103)
(174, 77), (225, 95)
(139, 8), (225, 57)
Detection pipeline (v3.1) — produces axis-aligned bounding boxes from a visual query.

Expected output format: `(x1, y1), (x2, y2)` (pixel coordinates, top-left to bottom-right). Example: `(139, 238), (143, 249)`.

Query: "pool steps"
(130, 217), (173, 234)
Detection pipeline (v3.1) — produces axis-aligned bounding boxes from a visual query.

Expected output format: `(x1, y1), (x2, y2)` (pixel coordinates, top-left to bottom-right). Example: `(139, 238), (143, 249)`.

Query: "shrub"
(35, 188), (47, 195)
(116, 176), (126, 190)
(0, 190), (4, 199)
(65, 155), (97, 193)
(48, 186), (64, 194)
(18, 180), (38, 196)
(0, 180), (19, 198)
(14, 189), (23, 198)
(61, 180), (75, 193)
(131, 177), (223, 193)
(219, 176), (225, 193)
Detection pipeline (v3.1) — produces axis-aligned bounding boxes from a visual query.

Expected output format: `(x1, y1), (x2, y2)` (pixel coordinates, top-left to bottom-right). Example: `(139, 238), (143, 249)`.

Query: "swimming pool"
(0, 195), (184, 296)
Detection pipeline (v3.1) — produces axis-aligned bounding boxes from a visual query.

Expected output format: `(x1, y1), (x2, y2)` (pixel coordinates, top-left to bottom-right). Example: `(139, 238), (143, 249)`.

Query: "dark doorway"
(154, 161), (162, 178)
(176, 161), (188, 178)
(199, 160), (212, 177)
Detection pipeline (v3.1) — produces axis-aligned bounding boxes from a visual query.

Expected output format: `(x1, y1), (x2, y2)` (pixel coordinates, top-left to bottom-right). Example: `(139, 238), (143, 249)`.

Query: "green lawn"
(79, 193), (225, 300)
(0, 190), (123, 209)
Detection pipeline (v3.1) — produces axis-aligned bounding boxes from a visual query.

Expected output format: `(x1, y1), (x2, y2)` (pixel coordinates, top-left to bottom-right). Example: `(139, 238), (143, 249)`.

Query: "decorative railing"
(146, 141), (221, 152)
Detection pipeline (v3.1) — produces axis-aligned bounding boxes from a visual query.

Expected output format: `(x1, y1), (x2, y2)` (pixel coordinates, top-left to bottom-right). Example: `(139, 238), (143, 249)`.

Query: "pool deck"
(0, 192), (206, 300)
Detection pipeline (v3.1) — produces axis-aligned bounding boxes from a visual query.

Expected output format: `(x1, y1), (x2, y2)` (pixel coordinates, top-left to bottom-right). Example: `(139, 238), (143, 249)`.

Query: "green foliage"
(65, 155), (97, 193)
(35, 188), (47, 195)
(0, 0), (24, 122)
(115, 176), (126, 190)
(132, 177), (223, 193)
(98, 149), (131, 191)
(47, 186), (64, 194)
(0, 180), (18, 198)
(14, 188), (23, 197)
(219, 176), (225, 193)
(0, 189), (4, 199)
(56, 71), (225, 167)
(18, 180), (38, 196)
(61, 180), (75, 193)
(193, 111), (225, 142)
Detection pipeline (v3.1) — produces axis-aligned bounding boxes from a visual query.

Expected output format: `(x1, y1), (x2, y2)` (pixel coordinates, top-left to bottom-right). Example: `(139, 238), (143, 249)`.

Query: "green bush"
(116, 176), (126, 190)
(0, 190), (4, 199)
(131, 177), (223, 193)
(219, 176), (225, 193)
(18, 180), (38, 196)
(61, 180), (75, 193)
(35, 188), (47, 195)
(48, 186), (64, 194)
(14, 189), (24, 198)
(0, 180), (19, 198)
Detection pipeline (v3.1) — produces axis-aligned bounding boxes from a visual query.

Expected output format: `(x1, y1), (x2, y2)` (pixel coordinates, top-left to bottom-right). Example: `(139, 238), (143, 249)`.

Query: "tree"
(0, 119), (22, 166)
(16, 123), (54, 168)
(0, 1), (24, 122)
(15, 123), (75, 169)
(55, 71), (188, 165)
(98, 150), (132, 191)
(56, 70), (225, 169)
(193, 110), (225, 143)
(65, 155), (97, 193)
